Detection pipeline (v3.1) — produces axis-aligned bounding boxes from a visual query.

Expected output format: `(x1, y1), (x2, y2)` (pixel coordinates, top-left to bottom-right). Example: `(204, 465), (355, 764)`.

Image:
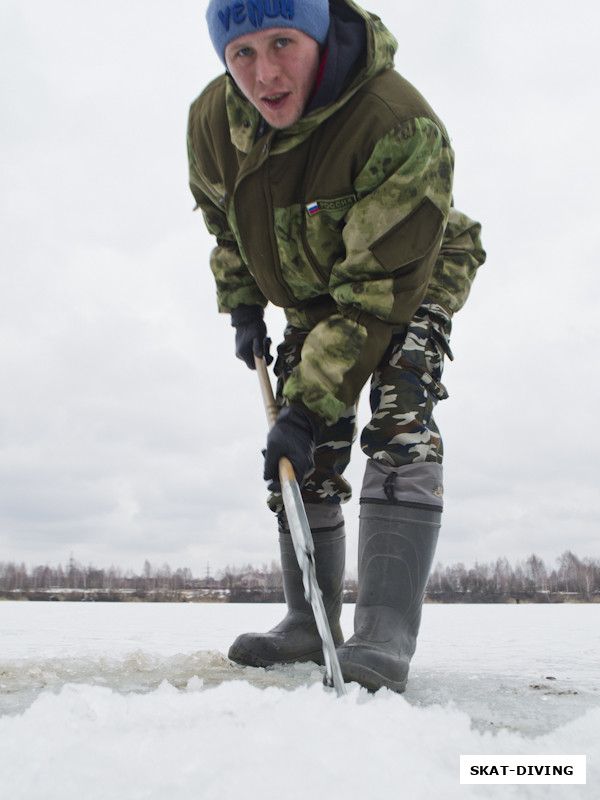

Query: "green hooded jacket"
(188, 0), (485, 424)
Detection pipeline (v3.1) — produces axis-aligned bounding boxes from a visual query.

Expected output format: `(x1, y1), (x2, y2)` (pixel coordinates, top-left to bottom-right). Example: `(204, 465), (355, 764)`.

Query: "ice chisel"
(255, 355), (346, 697)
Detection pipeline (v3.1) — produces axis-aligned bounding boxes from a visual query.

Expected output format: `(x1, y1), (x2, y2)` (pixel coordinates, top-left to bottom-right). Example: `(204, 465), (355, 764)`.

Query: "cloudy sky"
(1, 0), (598, 579)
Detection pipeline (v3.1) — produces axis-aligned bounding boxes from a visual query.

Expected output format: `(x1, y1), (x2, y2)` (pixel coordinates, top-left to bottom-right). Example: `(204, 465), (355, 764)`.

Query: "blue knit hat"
(206, 0), (331, 66)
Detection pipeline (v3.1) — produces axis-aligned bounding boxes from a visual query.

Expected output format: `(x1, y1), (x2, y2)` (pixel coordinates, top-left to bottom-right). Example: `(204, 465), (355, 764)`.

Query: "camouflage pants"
(268, 303), (452, 513)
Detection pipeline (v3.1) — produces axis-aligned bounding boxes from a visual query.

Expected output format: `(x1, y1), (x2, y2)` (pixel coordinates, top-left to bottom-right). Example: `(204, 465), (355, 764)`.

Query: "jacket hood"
(226, 0), (398, 155)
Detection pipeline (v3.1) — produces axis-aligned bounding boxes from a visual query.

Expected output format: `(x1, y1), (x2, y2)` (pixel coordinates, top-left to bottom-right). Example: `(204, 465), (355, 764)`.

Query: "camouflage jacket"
(188, 0), (485, 424)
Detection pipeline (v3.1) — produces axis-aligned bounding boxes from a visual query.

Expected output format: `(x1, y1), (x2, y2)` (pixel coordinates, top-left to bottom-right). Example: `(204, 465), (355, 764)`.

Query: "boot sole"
(228, 642), (325, 668)
(339, 661), (408, 694)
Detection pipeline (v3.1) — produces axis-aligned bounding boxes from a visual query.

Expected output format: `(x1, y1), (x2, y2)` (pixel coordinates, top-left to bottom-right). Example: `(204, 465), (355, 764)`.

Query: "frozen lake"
(0, 602), (598, 798)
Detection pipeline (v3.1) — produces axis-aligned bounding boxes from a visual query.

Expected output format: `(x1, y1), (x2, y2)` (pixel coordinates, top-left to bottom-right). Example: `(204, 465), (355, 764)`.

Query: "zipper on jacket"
(300, 211), (330, 288)
(300, 133), (333, 289)
(234, 134), (298, 308)
(262, 162), (298, 306)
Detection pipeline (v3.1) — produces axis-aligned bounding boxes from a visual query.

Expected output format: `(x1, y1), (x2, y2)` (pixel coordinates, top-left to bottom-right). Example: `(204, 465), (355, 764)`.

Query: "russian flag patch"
(306, 202), (319, 215)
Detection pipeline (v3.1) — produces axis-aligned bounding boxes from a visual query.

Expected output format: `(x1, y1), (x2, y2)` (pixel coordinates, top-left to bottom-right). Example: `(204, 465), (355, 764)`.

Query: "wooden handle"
(254, 355), (297, 485)
(254, 355), (279, 429)
(277, 455), (296, 484)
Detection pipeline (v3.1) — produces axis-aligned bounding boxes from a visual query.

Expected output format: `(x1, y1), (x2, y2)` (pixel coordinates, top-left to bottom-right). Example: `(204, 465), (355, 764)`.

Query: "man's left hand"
(263, 405), (320, 491)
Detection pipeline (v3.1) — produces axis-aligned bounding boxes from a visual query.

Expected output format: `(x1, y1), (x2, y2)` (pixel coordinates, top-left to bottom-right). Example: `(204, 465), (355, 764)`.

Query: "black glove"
(230, 304), (273, 370)
(263, 405), (321, 491)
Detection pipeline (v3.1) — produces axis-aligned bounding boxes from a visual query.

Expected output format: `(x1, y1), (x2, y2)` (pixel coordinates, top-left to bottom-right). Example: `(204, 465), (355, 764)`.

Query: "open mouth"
(261, 93), (290, 110)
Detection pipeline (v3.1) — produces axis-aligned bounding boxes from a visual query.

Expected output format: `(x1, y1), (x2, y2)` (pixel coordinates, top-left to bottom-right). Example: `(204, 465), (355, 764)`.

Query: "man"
(188, 0), (485, 692)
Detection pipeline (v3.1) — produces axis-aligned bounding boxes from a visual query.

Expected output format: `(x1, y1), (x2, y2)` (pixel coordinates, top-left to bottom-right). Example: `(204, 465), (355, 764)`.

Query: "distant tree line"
(0, 551), (598, 603)
(426, 552), (600, 603)
(0, 557), (284, 603)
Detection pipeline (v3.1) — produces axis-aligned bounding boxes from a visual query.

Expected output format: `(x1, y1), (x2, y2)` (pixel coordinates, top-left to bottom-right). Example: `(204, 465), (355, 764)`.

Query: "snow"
(0, 602), (598, 799)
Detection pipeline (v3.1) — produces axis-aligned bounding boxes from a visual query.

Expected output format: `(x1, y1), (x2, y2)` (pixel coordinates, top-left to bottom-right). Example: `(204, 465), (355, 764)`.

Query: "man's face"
(225, 27), (321, 130)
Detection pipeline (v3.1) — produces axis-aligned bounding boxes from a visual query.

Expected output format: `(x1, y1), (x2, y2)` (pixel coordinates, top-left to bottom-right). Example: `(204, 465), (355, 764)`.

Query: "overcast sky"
(1, 0), (598, 579)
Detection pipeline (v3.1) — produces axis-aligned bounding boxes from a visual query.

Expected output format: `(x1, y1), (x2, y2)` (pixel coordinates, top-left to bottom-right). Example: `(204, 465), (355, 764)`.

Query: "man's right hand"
(230, 305), (272, 370)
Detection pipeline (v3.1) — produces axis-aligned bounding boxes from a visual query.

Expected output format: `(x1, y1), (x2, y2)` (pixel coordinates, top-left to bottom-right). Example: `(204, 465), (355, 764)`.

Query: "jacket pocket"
(369, 196), (444, 280)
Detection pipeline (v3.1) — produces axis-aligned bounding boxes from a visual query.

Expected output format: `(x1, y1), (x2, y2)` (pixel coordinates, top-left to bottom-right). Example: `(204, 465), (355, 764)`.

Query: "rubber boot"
(336, 503), (440, 692)
(228, 505), (345, 667)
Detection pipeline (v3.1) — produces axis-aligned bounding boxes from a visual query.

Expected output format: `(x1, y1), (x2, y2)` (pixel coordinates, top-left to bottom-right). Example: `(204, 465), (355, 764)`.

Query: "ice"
(0, 602), (598, 798)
